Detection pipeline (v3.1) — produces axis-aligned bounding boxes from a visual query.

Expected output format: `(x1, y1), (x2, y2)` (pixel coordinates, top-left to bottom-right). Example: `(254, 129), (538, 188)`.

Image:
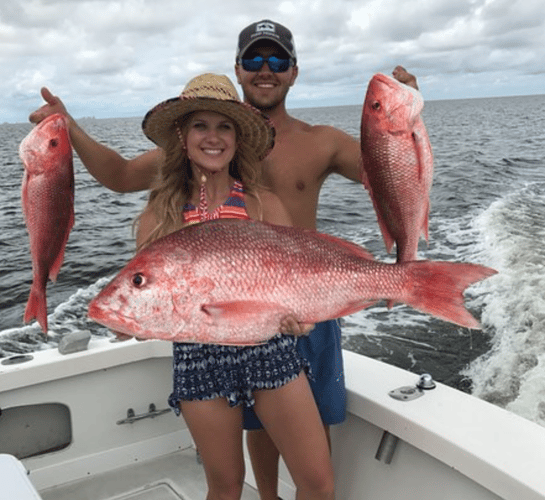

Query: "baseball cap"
(237, 19), (297, 63)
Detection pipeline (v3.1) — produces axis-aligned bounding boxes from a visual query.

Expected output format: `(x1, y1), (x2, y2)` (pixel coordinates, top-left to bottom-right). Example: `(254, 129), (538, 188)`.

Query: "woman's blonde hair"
(136, 112), (263, 249)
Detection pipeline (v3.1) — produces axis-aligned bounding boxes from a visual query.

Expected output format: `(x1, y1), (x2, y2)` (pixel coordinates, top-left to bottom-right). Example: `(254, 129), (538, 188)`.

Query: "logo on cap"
(256, 21), (275, 34)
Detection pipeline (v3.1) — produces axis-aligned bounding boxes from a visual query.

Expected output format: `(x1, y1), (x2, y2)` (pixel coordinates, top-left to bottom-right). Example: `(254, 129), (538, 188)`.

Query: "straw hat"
(142, 73), (275, 160)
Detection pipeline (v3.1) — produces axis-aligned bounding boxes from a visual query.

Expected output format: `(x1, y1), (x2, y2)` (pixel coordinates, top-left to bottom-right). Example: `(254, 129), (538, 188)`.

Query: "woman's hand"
(279, 315), (315, 336)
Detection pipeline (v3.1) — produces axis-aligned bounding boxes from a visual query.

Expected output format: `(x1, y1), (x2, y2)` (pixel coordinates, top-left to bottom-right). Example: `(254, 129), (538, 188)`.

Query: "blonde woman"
(138, 73), (334, 500)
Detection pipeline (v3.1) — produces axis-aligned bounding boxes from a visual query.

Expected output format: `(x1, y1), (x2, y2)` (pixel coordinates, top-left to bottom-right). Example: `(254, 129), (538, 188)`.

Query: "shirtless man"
(234, 21), (416, 500)
(29, 19), (417, 500)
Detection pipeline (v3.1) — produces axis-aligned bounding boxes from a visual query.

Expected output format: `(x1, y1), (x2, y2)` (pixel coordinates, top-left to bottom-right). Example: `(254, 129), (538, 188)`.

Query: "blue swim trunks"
(243, 319), (346, 429)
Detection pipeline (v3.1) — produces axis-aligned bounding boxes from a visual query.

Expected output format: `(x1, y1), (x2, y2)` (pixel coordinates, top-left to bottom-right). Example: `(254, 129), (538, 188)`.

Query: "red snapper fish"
(20, 113), (74, 335)
(361, 72), (433, 262)
(88, 219), (496, 345)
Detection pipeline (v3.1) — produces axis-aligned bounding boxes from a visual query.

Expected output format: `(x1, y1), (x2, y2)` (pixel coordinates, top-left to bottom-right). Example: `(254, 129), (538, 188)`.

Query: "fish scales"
(88, 219), (496, 345)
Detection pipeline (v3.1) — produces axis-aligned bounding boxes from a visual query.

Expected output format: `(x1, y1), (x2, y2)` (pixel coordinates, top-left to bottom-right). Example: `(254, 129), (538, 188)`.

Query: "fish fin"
(48, 209), (75, 282)
(402, 261), (497, 329)
(314, 232), (375, 260)
(413, 118), (433, 182)
(413, 117), (433, 243)
(202, 301), (290, 319)
(359, 158), (371, 191)
(336, 300), (378, 317)
(24, 284), (48, 335)
(374, 208), (396, 254)
(363, 178), (396, 254)
(201, 301), (292, 346)
(422, 203), (430, 242)
(49, 247), (67, 282)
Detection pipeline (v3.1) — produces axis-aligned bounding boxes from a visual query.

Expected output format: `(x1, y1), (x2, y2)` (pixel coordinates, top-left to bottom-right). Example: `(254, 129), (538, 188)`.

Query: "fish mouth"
(373, 72), (420, 98)
(87, 301), (140, 336)
(87, 300), (113, 328)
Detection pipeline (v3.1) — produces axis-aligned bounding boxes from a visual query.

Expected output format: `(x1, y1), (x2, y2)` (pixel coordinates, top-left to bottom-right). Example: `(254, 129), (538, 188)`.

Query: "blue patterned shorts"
(168, 334), (307, 415)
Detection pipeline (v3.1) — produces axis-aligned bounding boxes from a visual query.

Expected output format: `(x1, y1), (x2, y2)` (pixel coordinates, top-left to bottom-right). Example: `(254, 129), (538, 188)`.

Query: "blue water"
(2, 94), (545, 426)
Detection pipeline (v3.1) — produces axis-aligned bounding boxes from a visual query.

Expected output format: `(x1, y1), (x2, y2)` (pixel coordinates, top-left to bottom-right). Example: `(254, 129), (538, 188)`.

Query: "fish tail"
(403, 260), (497, 329)
(24, 284), (48, 335)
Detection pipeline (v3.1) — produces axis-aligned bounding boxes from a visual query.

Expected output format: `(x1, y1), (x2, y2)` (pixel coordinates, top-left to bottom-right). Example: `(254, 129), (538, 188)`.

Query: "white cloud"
(1, 0), (544, 123)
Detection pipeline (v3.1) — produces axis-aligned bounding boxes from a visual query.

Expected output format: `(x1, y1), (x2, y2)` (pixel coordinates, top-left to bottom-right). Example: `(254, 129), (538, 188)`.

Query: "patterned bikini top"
(182, 180), (250, 223)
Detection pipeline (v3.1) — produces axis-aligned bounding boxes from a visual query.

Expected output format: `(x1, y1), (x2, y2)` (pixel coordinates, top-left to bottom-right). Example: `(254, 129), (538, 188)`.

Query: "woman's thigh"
(180, 398), (245, 491)
(253, 373), (334, 490)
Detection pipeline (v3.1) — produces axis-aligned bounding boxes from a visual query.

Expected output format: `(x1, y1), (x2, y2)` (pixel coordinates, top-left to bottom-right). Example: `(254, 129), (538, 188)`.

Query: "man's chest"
(260, 136), (332, 194)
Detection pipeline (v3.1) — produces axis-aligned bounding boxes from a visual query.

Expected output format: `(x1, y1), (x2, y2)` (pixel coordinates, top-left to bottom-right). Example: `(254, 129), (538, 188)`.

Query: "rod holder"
(375, 431), (399, 464)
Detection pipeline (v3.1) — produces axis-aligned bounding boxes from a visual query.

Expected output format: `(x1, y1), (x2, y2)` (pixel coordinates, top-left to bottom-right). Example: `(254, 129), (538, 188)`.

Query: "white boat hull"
(1, 338), (544, 499)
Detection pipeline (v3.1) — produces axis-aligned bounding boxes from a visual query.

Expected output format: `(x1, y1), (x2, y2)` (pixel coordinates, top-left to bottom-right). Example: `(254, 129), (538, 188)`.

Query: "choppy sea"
(2, 94), (545, 426)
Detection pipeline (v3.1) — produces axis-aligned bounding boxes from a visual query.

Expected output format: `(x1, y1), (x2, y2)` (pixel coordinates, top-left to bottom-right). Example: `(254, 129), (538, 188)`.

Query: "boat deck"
(38, 448), (260, 500)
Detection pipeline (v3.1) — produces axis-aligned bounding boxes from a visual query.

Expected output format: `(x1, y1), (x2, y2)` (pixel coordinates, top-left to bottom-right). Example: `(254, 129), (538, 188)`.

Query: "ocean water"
(2, 94), (545, 426)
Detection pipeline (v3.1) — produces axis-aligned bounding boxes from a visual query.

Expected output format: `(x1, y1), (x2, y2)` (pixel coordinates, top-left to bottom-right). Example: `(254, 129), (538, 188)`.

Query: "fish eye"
(132, 273), (146, 288)
(372, 101), (381, 110)
(49, 138), (58, 148)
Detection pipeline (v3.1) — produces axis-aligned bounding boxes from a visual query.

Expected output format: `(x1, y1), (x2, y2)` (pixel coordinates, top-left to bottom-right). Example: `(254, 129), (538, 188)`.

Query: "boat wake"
(463, 182), (545, 426)
(0, 277), (112, 356)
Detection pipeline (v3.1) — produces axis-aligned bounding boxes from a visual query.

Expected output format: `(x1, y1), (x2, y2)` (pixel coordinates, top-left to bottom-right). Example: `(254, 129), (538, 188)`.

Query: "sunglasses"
(239, 55), (294, 73)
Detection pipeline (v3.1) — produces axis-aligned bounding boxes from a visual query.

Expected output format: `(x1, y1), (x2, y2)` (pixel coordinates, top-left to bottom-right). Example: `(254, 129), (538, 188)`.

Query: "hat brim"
(142, 96), (275, 160)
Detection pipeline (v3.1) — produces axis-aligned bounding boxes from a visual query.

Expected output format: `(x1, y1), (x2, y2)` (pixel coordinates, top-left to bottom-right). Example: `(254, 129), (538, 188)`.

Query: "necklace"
(195, 167), (230, 222)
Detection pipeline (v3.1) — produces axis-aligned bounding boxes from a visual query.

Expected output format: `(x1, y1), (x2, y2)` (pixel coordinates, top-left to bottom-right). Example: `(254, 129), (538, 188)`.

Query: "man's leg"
(244, 320), (345, 499)
(246, 429), (281, 500)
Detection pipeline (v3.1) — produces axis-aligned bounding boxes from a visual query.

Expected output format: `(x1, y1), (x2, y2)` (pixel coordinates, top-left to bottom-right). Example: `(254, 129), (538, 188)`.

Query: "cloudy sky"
(2, 0), (544, 123)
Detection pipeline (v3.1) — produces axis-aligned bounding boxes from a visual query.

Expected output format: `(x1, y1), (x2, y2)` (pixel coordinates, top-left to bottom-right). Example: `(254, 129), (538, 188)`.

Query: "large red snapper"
(361, 73), (433, 262)
(20, 113), (74, 335)
(88, 219), (496, 345)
